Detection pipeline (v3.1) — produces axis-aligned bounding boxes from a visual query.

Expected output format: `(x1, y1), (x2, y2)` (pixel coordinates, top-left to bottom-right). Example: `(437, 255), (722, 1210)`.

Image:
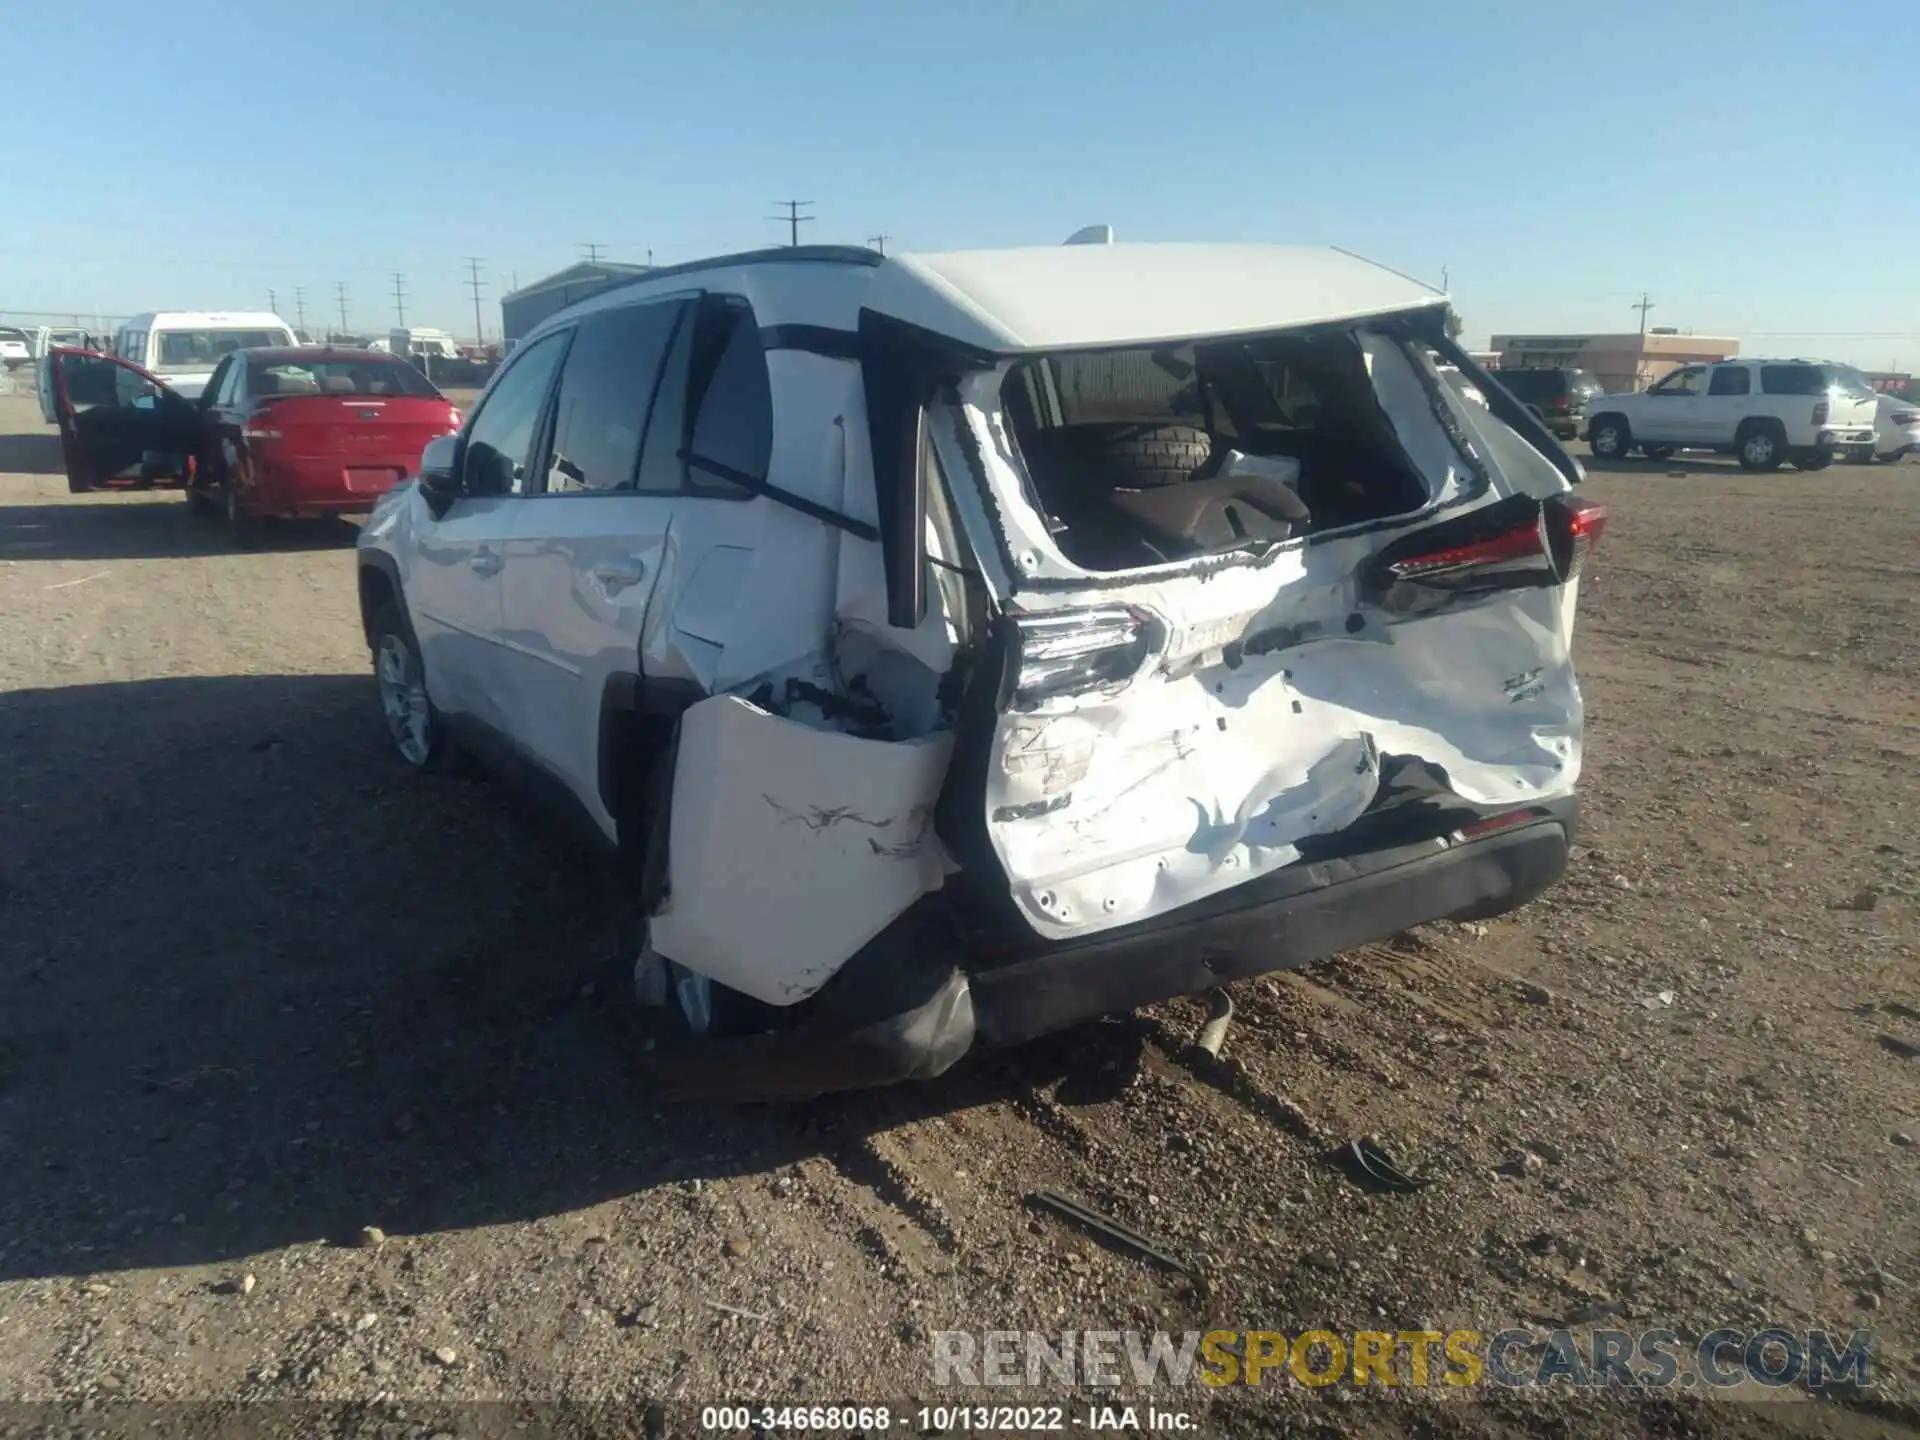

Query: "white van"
(113, 311), (297, 400)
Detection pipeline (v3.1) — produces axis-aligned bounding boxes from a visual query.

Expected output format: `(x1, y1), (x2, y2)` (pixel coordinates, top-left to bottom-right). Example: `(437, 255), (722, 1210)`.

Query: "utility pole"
(1630, 293), (1656, 390)
(334, 281), (350, 338)
(1441, 265), (1449, 292)
(391, 273), (408, 329)
(268, 288), (278, 316)
(581, 243), (605, 264)
(867, 233), (891, 256)
(465, 257), (487, 347)
(293, 287), (307, 336)
(769, 200), (814, 247)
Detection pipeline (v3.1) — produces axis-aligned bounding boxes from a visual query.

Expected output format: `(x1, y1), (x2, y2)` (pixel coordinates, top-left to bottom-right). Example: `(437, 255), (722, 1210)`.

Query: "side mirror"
(417, 434), (460, 517)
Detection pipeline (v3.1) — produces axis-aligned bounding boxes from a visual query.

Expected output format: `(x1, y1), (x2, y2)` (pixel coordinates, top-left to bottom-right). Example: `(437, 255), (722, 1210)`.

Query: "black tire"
(1027, 422), (1214, 489)
(368, 600), (451, 772)
(1587, 414), (1630, 460)
(223, 477), (261, 548)
(1843, 445), (1876, 465)
(185, 484), (216, 515)
(1641, 444), (1676, 461)
(1735, 422), (1786, 472)
(1791, 450), (1833, 472)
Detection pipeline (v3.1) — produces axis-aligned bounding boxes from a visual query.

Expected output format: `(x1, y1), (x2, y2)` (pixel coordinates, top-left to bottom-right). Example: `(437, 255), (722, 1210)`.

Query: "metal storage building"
(499, 260), (650, 346)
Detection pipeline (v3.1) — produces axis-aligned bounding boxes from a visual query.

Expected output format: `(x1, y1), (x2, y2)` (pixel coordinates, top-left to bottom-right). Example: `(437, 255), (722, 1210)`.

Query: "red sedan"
(46, 346), (463, 545)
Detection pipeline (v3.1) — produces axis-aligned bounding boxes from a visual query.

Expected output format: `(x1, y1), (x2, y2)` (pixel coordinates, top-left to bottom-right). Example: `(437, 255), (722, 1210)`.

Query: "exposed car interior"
(1000, 328), (1434, 572)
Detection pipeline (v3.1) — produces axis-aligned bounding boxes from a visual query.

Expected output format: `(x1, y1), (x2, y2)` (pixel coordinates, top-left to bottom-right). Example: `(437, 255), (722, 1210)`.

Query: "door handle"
(590, 560), (648, 593)
(469, 548), (503, 577)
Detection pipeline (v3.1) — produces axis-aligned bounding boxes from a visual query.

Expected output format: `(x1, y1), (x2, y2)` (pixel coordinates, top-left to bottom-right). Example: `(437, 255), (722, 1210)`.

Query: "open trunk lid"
(919, 312), (1599, 944)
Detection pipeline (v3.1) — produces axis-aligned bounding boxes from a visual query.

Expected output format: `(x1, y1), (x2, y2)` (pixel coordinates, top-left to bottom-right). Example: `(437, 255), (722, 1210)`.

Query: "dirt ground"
(0, 387), (1915, 1438)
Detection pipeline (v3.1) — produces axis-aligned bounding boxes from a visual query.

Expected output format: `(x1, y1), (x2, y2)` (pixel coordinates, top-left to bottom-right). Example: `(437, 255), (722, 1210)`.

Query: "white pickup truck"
(1585, 358), (1878, 472)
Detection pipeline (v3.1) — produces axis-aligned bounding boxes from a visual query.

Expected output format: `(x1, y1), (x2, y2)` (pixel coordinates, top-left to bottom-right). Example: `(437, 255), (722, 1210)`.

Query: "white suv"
(1585, 359), (1878, 471)
(357, 239), (1603, 1099)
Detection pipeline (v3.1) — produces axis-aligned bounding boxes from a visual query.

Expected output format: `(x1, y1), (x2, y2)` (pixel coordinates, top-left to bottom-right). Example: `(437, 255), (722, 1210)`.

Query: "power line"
(769, 201), (814, 247)
(293, 287), (308, 335)
(334, 281), (350, 337)
(391, 272), (408, 329)
(581, 243), (605, 264)
(1632, 292), (1655, 337)
(867, 233), (891, 256)
(465, 258), (487, 347)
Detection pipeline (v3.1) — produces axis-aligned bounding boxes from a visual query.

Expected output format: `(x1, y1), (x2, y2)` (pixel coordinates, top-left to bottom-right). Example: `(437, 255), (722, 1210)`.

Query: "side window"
(538, 300), (686, 495)
(461, 332), (568, 497)
(1651, 366), (1703, 397)
(1707, 365), (1750, 397)
(637, 298), (766, 497)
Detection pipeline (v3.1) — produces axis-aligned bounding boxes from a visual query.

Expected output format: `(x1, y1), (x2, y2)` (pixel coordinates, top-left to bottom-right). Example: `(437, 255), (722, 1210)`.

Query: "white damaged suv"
(357, 237), (1603, 1098)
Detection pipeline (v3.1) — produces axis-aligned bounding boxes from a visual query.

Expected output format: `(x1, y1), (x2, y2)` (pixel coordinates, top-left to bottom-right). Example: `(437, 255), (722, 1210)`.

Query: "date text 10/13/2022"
(699, 1406), (1194, 1432)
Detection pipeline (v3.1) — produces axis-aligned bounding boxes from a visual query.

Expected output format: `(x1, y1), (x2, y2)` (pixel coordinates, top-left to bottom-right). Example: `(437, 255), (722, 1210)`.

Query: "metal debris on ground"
(704, 1299), (772, 1323)
(1331, 1137), (1431, 1194)
(1027, 1190), (1190, 1274)
(1195, 988), (1234, 1059)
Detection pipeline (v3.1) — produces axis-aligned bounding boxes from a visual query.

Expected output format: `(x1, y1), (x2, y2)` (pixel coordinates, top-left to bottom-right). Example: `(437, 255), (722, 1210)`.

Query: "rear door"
(46, 349), (198, 493)
(1703, 362), (1753, 442)
(404, 330), (568, 729)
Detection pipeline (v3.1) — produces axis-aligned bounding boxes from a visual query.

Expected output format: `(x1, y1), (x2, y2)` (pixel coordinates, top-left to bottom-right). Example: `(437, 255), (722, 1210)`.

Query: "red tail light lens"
(1813, 400), (1829, 425)
(1366, 494), (1604, 610)
(1893, 411), (1918, 426)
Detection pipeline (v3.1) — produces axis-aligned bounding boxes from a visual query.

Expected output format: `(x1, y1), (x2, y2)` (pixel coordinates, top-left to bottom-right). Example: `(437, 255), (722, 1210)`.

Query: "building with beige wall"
(1488, 330), (1740, 394)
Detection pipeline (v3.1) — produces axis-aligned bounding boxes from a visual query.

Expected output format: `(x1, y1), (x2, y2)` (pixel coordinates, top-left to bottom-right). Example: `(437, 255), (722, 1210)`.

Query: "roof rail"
(583, 244), (884, 306)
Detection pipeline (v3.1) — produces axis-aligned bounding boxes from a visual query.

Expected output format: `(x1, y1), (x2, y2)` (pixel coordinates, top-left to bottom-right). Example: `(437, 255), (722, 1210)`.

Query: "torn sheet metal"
(647, 695), (955, 1006)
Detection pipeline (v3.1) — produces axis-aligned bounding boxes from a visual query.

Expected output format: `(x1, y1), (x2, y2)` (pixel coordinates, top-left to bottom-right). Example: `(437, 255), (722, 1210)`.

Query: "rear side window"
(540, 300), (685, 494)
(1760, 365), (1826, 396)
(1499, 371), (1554, 402)
(462, 331), (568, 497)
(1708, 366), (1750, 396)
(637, 297), (765, 497)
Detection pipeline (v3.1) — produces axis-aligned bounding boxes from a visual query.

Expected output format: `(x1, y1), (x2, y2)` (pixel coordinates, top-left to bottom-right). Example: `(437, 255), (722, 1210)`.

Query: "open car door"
(48, 348), (199, 494)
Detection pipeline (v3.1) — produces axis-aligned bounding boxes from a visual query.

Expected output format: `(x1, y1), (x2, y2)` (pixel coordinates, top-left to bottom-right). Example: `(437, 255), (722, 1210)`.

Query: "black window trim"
(519, 298), (695, 501)
(458, 326), (574, 500)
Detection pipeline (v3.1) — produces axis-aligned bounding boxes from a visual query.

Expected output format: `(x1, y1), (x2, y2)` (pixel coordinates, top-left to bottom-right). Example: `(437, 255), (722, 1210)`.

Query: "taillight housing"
(1893, 411), (1918, 427)
(1363, 493), (1605, 611)
(447, 407), (464, 431)
(1009, 605), (1160, 708)
(1812, 400), (1829, 425)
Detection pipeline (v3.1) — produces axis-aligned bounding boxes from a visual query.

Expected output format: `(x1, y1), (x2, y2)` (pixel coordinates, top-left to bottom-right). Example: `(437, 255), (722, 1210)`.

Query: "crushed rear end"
(632, 244), (1600, 1099)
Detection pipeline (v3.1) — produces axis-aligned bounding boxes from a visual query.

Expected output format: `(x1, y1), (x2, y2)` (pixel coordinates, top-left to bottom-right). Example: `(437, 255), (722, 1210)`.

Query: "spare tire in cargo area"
(1024, 423), (1216, 489)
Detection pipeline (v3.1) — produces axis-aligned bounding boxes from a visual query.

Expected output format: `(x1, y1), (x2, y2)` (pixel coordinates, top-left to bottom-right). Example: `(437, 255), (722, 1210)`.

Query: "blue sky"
(6, 0), (1917, 366)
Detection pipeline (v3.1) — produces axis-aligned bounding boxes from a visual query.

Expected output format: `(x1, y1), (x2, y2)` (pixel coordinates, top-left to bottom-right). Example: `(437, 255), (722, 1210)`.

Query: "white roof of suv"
(538, 243), (1448, 358)
(869, 243), (1446, 353)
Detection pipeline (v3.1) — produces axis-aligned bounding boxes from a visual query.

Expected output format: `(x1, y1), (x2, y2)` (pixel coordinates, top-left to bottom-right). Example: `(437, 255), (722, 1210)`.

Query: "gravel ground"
(0, 389), (1915, 1437)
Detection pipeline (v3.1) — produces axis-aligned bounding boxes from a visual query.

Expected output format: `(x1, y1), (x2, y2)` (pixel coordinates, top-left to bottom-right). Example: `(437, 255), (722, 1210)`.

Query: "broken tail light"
(1365, 493), (1606, 610)
(1010, 605), (1159, 707)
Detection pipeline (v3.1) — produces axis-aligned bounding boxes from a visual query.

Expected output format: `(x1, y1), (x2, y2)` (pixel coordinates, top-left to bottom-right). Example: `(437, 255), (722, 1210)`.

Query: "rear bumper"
(251, 458), (409, 516)
(638, 796), (1577, 1100)
(1817, 427), (1874, 449)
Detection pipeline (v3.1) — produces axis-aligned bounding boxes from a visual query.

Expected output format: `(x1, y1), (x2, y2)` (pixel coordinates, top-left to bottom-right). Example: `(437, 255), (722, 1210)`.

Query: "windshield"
(252, 359), (441, 398)
(154, 329), (290, 372)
